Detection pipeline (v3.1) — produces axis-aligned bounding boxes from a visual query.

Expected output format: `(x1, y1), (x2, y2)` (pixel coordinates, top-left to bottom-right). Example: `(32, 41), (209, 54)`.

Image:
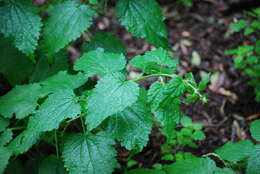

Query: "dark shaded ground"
(88, 0), (260, 171)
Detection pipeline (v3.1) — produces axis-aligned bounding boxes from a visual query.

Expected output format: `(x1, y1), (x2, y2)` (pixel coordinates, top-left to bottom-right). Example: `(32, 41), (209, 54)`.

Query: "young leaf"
(39, 71), (89, 94)
(0, 0), (42, 56)
(0, 37), (33, 85)
(250, 119), (260, 141)
(0, 117), (9, 132)
(43, 0), (96, 57)
(105, 90), (152, 151)
(74, 48), (126, 75)
(0, 83), (42, 119)
(215, 140), (254, 162)
(39, 155), (68, 174)
(86, 72), (139, 130)
(246, 145), (260, 174)
(0, 147), (11, 174)
(130, 48), (178, 74)
(62, 132), (117, 174)
(27, 90), (81, 132)
(0, 129), (12, 147)
(82, 32), (126, 54)
(116, 0), (170, 48)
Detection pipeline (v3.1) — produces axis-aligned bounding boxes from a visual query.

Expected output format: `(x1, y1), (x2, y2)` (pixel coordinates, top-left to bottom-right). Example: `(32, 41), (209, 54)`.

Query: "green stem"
(132, 73), (174, 82)
(54, 130), (59, 158)
(80, 114), (87, 135)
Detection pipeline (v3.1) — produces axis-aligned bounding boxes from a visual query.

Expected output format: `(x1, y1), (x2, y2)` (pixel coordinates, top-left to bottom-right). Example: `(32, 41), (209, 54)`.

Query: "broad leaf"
(250, 119), (260, 141)
(164, 158), (224, 174)
(126, 168), (166, 174)
(215, 140), (254, 162)
(0, 0), (42, 56)
(0, 129), (12, 147)
(0, 147), (11, 174)
(130, 48), (178, 74)
(116, 0), (169, 48)
(0, 38), (33, 85)
(246, 145), (260, 174)
(39, 155), (68, 174)
(28, 90), (81, 132)
(106, 90), (152, 151)
(0, 83), (42, 119)
(74, 48), (126, 75)
(39, 71), (89, 94)
(86, 72), (139, 130)
(82, 32), (126, 54)
(30, 51), (69, 82)
(62, 132), (117, 174)
(43, 0), (95, 57)
(0, 117), (9, 132)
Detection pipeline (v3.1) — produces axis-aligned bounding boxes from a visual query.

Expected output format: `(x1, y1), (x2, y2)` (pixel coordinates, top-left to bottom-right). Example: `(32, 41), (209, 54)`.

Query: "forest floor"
(86, 0), (260, 171)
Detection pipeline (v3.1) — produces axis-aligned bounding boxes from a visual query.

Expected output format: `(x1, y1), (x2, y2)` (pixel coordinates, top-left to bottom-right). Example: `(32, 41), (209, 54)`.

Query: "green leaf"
(39, 71), (89, 94)
(130, 48), (178, 74)
(192, 130), (206, 140)
(250, 119), (260, 141)
(62, 132), (117, 174)
(116, 0), (169, 48)
(0, 117), (9, 132)
(0, 0), (42, 56)
(82, 32), (126, 54)
(39, 155), (68, 174)
(0, 129), (12, 147)
(43, 0), (95, 56)
(4, 159), (25, 174)
(126, 168), (166, 174)
(74, 48), (126, 75)
(89, 0), (98, 5)
(198, 73), (211, 91)
(0, 37), (33, 85)
(106, 90), (152, 151)
(246, 145), (260, 174)
(30, 51), (69, 82)
(215, 140), (254, 162)
(0, 83), (42, 119)
(0, 147), (11, 174)
(86, 72), (139, 130)
(164, 158), (219, 174)
(231, 20), (248, 32)
(214, 168), (236, 174)
(6, 129), (41, 155)
(28, 90), (81, 132)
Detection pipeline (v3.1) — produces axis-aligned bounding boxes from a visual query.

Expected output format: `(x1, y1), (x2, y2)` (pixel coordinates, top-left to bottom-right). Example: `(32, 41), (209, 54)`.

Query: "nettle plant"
(226, 8), (260, 101)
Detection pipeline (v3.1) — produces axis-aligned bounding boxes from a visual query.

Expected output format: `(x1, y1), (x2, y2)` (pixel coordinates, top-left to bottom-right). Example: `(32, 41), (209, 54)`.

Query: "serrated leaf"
(0, 37), (33, 85)
(6, 129), (41, 155)
(246, 145), (260, 174)
(39, 71), (89, 94)
(43, 0), (95, 57)
(74, 48), (126, 75)
(0, 83), (42, 119)
(250, 119), (260, 141)
(39, 155), (68, 174)
(130, 48), (178, 74)
(106, 89), (152, 151)
(28, 90), (81, 132)
(0, 117), (9, 132)
(0, 147), (11, 174)
(126, 168), (166, 174)
(0, 129), (12, 147)
(30, 51), (69, 82)
(82, 32), (126, 54)
(62, 132), (117, 174)
(215, 140), (254, 162)
(116, 0), (169, 48)
(86, 72), (139, 130)
(163, 158), (216, 174)
(0, 0), (42, 56)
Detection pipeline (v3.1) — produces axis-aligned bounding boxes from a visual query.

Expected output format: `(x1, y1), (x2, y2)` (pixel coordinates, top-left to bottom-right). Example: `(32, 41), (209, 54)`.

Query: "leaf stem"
(80, 114), (87, 135)
(132, 73), (174, 82)
(54, 130), (59, 158)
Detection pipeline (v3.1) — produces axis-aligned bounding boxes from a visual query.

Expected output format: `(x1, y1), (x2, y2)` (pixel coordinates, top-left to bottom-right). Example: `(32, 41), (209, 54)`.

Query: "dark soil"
(87, 0), (260, 172)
